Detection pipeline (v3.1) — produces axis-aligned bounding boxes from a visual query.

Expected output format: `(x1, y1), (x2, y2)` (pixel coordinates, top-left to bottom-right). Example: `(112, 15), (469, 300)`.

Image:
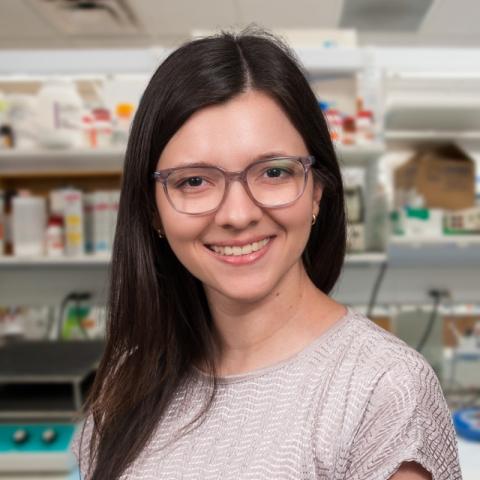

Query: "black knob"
(41, 428), (57, 444)
(12, 428), (29, 444)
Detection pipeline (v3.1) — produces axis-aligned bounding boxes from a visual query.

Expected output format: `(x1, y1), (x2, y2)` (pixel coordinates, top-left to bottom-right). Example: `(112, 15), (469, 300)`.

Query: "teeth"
(210, 237), (271, 256)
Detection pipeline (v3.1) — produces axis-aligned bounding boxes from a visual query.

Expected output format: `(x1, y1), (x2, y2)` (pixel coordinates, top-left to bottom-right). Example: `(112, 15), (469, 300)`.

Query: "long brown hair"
(79, 26), (346, 479)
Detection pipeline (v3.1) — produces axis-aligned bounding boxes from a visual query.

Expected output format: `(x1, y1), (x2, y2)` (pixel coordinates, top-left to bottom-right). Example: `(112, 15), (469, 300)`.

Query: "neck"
(203, 261), (334, 376)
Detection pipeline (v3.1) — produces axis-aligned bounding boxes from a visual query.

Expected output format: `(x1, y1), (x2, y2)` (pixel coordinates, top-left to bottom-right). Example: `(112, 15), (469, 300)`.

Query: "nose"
(213, 179), (263, 229)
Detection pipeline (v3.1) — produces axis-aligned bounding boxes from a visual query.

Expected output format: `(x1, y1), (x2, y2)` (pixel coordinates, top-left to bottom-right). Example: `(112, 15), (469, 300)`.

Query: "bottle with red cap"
(356, 110), (375, 145)
(46, 215), (65, 257)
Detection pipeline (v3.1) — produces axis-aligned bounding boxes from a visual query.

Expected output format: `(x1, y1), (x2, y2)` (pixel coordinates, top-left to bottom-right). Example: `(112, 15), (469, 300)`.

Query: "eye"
(179, 176), (204, 188)
(265, 167), (288, 178)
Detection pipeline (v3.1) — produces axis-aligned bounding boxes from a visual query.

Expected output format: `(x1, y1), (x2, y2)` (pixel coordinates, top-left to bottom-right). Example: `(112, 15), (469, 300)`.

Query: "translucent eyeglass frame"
(152, 155), (316, 216)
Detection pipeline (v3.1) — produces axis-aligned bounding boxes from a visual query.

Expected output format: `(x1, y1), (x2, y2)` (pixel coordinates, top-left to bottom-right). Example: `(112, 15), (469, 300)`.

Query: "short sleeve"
(345, 358), (462, 480)
(71, 414), (96, 480)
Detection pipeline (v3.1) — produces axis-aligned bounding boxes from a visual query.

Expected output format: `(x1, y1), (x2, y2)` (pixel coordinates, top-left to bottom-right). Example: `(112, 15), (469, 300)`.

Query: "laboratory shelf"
(344, 252), (387, 265)
(387, 235), (480, 267)
(389, 235), (480, 245)
(297, 47), (366, 76)
(385, 130), (480, 149)
(0, 148), (125, 175)
(335, 143), (385, 165)
(0, 254), (111, 267)
(0, 252), (388, 268)
(0, 145), (386, 173)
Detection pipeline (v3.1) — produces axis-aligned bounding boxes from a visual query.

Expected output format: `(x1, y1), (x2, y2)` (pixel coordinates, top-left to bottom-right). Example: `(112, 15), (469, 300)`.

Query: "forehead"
(157, 90), (307, 169)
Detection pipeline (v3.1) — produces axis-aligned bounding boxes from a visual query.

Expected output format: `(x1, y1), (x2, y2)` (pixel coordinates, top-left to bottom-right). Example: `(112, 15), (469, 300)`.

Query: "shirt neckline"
(191, 306), (355, 385)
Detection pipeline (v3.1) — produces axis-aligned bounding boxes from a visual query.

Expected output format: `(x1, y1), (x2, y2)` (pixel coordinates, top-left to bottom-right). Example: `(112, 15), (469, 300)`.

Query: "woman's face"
(155, 90), (322, 304)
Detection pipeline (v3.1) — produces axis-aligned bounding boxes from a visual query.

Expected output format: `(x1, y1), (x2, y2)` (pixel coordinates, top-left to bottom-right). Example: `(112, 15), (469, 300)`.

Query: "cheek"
(271, 197), (313, 247)
(156, 192), (209, 260)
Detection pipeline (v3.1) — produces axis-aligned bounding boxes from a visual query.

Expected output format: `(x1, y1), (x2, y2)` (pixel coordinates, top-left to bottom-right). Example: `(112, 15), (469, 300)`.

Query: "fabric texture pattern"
(72, 307), (462, 479)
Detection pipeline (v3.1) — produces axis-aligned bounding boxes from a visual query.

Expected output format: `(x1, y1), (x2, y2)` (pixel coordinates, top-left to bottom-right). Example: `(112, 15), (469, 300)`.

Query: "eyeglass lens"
(165, 158), (306, 214)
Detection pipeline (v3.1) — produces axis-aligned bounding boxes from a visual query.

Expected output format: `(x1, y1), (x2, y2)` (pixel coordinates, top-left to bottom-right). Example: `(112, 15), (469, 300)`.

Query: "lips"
(203, 235), (275, 265)
(207, 237), (272, 256)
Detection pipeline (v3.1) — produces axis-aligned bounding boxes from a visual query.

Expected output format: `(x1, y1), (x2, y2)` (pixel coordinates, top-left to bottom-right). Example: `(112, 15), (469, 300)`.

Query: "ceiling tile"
(236, 0), (342, 28)
(131, 0), (237, 37)
(0, 0), (57, 38)
(421, 0), (480, 35)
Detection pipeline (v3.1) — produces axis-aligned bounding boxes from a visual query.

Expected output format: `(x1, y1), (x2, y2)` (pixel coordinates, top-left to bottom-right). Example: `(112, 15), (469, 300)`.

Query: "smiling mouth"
(205, 237), (273, 256)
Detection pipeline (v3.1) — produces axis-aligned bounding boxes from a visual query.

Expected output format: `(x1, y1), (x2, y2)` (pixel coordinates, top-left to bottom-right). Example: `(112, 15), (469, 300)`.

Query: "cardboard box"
(444, 206), (480, 234)
(394, 144), (475, 210)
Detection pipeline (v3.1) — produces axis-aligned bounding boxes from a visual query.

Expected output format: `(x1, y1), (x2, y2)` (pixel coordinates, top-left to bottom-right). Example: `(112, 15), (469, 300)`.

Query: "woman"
(73, 28), (461, 480)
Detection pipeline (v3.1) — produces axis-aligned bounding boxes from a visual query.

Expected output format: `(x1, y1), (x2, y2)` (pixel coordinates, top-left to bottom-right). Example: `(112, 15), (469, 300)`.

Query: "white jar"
(12, 195), (47, 256)
(36, 78), (84, 149)
(7, 94), (38, 149)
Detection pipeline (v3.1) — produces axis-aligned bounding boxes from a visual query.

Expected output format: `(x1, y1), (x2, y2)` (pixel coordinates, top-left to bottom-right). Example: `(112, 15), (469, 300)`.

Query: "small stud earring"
(156, 229), (164, 239)
(311, 213), (317, 226)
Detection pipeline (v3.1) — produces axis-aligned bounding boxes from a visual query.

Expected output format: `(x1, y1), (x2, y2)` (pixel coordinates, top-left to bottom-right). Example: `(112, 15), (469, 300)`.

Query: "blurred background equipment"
(0, 339), (104, 479)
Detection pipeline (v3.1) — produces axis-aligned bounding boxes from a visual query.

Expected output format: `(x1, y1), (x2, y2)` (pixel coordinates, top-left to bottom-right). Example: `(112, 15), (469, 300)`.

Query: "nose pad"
(214, 179), (263, 228)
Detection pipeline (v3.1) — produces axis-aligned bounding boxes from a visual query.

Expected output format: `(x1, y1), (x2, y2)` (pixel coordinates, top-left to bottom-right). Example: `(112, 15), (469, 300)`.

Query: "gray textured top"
(72, 307), (462, 479)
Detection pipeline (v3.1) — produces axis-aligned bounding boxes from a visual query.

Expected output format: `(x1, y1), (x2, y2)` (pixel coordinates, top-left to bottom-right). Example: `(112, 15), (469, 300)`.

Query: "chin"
(210, 277), (278, 304)
(222, 291), (271, 305)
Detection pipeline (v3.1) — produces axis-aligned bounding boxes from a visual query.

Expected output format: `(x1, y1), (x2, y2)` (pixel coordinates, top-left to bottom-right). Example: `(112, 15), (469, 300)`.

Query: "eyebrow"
(172, 151), (291, 169)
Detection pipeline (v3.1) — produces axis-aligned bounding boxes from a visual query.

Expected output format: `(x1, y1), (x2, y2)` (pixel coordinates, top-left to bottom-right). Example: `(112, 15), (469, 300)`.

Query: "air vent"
(32, 0), (142, 35)
(339, 0), (434, 32)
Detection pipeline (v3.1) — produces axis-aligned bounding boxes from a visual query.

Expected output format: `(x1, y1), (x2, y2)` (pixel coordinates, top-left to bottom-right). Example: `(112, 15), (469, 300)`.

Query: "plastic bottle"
(82, 113), (95, 148)
(92, 108), (112, 148)
(36, 78), (84, 149)
(356, 110), (375, 145)
(63, 188), (85, 256)
(6, 94), (37, 149)
(325, 108), (342, 144)
(0, 94), (14, 149)
(0, 190), (4, 255)
(46, 215), (65, 257)
(112, 102), (134, 147)
(342, 116), (356, 145)
(12, 194), (47, 256)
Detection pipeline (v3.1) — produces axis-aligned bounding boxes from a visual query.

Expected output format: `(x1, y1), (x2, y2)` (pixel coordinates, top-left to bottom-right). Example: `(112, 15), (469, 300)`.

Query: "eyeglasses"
(152, 155), (315, 215)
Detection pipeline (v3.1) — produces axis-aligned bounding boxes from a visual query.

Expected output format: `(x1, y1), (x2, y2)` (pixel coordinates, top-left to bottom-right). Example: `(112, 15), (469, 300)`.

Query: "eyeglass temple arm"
(152, 171), (169, 182)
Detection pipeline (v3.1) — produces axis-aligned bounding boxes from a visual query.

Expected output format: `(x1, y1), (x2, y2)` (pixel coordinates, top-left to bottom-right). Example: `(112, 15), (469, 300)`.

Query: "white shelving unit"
(0, 141), (388, 306)
(1, 46), (479, 480)
(384, 73), (480, 150)
(0, 49), (479, 308)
